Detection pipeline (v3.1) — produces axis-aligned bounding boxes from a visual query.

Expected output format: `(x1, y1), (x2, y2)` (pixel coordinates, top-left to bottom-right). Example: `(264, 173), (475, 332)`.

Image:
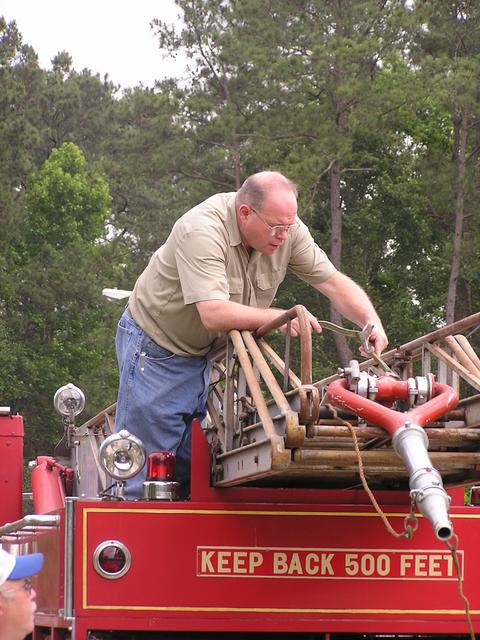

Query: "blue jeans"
(114, 308), (211, 499)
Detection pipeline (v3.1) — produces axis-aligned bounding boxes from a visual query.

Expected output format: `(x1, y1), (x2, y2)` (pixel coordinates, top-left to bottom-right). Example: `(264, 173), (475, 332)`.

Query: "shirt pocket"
(255, 269), (285, 308)
(228, 276), (244, 303)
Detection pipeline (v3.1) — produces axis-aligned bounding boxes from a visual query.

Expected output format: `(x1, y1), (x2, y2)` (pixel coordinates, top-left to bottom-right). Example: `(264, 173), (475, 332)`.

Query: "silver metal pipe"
(392, 424), (452, 540)
(63, 498), (75, 619)
(0, 514), (60, 536)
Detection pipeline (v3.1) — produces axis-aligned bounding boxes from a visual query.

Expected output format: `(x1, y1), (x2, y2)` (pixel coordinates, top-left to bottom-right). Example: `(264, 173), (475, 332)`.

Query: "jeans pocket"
(143, 338), (176, 362)
(117, 310), (137, 334)
(116, 313), (138, 371)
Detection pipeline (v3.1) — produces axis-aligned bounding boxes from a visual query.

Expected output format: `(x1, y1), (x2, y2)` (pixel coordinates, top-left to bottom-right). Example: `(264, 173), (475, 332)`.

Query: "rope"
(445, 533), (475, 640)
(326, 403), (476, 637)
(325, 404), (415, 539)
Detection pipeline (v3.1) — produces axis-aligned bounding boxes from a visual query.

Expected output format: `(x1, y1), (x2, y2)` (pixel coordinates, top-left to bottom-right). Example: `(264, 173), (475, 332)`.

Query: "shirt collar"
(224, 193), (243, 246)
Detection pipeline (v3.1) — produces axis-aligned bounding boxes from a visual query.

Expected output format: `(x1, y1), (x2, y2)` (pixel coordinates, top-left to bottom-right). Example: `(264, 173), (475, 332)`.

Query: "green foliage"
(3, 140), (115, 453)
(24, 143), (110, 248)
(0, 1), (480, 456)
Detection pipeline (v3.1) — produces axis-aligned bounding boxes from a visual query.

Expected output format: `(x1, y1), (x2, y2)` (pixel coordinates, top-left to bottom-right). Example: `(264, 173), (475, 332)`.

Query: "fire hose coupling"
(392, 423), (453, 541)
(338, 360), (378, 399)
(406, 374), (433, 407)
(338, 363), (434, 407)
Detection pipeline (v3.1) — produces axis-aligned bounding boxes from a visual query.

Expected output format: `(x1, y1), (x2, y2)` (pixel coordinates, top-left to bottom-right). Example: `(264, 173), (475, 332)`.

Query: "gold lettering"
(321, 553), (334, 575)
(201, 548), (458, 580)
(305, 553), (319, 575)
(428, 555), (442, 577)
(233, 551), (247, 573)
(273, 552), (288, 574)
(443, 552), (454, 577)
(400, 554), (414, 576)
(217, 551), (231, 573)
(288, 553), (303, 575)
(249, 551), (263, 573)
(414, 554), (428, 577)
(200, 550), (215, 573)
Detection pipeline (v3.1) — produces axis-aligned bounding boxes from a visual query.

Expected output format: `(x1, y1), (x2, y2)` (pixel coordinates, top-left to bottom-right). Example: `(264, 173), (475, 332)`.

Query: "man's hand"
(360, 323), (388, 356)
(277, 308), (322, 337)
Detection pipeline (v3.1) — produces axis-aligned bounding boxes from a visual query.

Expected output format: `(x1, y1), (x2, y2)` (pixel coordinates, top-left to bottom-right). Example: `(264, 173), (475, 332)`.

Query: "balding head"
(236, 171), (298, 210)
(235, 171), (299, 254)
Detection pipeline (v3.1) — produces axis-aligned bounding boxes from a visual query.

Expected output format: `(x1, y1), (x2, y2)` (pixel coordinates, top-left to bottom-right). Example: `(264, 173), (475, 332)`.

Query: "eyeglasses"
(0, 578), (33, 597)
(250, 207), (299, 236)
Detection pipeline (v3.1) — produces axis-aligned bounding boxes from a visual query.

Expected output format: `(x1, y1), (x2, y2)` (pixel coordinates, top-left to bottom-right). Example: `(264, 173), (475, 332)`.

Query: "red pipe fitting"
(327, 377), (458, 436)
(327, 373), (459, 540)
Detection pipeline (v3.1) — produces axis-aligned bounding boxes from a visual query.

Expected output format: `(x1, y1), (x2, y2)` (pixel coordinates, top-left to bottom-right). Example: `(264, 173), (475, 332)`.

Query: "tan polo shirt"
(128, 192), (336, 356)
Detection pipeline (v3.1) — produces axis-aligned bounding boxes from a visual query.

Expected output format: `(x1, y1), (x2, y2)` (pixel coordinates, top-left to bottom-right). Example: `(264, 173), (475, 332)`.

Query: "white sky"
(1, 0), (187, 88)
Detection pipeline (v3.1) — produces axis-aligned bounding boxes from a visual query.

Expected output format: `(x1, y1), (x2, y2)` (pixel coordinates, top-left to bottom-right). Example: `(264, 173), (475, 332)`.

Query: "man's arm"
(196, 299), (322, 336)
(314, 271), (388, 354)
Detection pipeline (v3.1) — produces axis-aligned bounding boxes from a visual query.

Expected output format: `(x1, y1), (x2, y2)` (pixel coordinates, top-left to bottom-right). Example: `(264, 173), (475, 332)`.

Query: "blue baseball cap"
(0, 547), (44, 587)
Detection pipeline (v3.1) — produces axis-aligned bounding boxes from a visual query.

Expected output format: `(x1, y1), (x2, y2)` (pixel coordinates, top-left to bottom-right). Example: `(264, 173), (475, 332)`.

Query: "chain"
(403, 491), (419, 539)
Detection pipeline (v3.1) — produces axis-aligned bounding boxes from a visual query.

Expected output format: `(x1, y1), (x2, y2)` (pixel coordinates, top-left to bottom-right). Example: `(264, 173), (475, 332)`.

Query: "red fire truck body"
(6, 423), (477, 639)
(1, 308), (480, 639)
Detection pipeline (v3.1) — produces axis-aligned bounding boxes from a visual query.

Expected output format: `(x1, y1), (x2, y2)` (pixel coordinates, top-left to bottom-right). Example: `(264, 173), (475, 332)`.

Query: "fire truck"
(1, 306), (480, 639)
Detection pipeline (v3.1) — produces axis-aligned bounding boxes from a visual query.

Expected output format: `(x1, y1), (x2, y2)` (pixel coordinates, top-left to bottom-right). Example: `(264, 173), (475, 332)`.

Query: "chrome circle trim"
(92, 540), (131, 580)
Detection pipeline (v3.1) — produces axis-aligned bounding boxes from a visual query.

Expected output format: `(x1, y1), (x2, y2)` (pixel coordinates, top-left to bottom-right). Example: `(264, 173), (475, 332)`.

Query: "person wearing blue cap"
(0, 546), (44, 640)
